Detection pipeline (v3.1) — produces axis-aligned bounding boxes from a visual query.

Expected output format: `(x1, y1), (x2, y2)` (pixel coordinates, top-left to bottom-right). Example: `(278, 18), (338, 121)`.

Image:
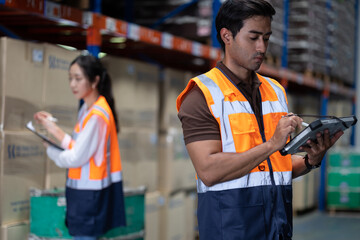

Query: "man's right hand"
(268, 114), (303, 151)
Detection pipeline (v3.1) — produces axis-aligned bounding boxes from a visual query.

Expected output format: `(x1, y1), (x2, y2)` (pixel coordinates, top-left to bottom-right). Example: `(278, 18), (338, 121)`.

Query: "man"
(176, 0), (343, 239)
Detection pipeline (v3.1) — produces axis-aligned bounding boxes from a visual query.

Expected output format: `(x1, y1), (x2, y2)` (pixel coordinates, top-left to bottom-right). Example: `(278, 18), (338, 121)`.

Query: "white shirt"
(47, 110), (108, 168)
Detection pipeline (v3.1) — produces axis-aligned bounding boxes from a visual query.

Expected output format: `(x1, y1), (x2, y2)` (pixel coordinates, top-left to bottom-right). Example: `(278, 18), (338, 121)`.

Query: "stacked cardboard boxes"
(102, 55), (160, 193)
(0, 38), (46, 236)
(0, 37), (81, 239)
(293, 167), (320, 213)
(42, 43), (80, 189)
(158, 68), (197, 240)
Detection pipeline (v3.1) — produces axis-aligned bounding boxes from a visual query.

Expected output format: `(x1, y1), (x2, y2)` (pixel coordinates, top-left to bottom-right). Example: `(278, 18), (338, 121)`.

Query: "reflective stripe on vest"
(67, 96), (122, 190)
(177, 68), (292, 194)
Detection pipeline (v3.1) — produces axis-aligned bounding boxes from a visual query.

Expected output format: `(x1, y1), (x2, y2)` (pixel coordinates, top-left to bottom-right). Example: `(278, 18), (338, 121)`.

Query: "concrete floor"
(293, 210), (360, 240)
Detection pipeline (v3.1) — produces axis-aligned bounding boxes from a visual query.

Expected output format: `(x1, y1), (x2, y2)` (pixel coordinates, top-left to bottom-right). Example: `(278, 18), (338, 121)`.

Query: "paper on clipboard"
(26, 121), (64, 151)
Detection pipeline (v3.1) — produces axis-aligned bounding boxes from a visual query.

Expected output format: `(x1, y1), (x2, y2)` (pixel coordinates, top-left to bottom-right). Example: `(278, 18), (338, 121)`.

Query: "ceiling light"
(110, 37), (127, 44)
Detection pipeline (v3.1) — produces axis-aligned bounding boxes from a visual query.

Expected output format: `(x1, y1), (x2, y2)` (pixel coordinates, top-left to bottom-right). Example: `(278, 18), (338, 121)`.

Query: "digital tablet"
(280, 115), (357, 156)
(26, 121), (64, 151)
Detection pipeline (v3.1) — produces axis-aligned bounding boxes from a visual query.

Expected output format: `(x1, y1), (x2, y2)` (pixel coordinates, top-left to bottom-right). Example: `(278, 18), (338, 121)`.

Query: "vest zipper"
(257, 91), (276, 186)
(217, 67), (276, 185)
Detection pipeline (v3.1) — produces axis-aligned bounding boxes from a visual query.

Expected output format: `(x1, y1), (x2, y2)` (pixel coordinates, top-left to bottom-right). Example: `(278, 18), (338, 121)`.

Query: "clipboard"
(280, 115), (357, 156)
(26, 121), (64, 151)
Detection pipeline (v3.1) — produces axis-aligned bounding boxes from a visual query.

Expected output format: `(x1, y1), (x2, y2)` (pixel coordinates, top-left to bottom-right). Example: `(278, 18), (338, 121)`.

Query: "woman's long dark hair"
(70, 55), (120, 133)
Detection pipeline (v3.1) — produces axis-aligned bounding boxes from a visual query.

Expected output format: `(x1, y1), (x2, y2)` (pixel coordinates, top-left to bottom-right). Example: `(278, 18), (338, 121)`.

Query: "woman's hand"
(34, 111), (57, 135)
(34, 111), (65, 142)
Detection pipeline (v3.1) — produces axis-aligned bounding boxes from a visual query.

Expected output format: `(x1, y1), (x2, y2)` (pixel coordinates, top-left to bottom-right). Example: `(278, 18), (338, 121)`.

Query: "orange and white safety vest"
(177, 67), (293, 239)
(66, 95), (122, 190)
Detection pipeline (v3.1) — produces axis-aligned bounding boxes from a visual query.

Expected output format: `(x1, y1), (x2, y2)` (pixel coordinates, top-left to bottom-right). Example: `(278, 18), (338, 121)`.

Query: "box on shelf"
(160, 68), (189, 131)
(0, 37), (44, 131)
(145, 191), (164, 240)
(293, 169), (319, 212)
(158, 129), (196, 194)
(42, 43), (80, 130)
(1, 221), (29, 240)
(119, 127), (159, 192)
(102, 55), (160, 129)
(159, 191), (186, 240)
(0, 131), (46, 225)
(44, 156), (67, 190)
(185, 191), (197, 240)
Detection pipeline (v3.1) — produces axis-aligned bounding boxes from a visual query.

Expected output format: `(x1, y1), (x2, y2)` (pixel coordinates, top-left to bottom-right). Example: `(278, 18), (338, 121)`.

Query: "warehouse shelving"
(0, 0), (356, 98)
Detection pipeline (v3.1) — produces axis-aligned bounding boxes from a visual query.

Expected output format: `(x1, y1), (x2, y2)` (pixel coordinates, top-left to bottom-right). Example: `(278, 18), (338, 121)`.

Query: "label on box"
(32, 49), (44, 63)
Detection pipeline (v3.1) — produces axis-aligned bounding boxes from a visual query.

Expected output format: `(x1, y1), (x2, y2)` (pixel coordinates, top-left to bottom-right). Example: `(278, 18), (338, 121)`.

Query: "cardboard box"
(160, 68), (188, 130)
(42, 43), (79, 130)
(293, 175), (307, 211)
(119, 127), (159, 192)
(44, 157), (67, 189)
(159, 191), (186, 240)
(0, 131), (46, 225)
(102, 55), (160, 129)
(293, 170), (318, 212)
(0, 37), (44, 131)
(185, 191), (197, 240)
(145, 191), (163, 240)
(1, 221), (29, 240)
(41, 43), (81, 190)
(158, 130), (196, 194)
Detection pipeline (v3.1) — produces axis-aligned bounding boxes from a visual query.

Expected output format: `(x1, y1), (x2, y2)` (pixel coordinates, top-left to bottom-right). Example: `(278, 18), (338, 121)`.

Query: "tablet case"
(280, 115), (357, 156)
(26, 121), (64, 151)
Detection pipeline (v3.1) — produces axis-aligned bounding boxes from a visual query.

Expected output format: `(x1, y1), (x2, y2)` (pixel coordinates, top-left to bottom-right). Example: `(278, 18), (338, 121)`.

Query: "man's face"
(227, 15), (272, 71)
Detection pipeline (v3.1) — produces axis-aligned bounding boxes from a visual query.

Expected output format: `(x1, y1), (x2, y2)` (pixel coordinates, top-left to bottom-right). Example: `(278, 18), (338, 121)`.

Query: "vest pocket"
(228, 113), (258, 151)
(229, 113), (257, 135)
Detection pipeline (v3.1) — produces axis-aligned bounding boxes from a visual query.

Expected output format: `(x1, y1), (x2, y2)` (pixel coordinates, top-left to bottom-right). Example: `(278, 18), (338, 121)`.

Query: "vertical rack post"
(318, 0), (333, 212)
(354, 0), (359, 147)
(281, 0), (289, 69)
(87, 0), (102, 58)
(280, 0), (289, 90)
(211, 0), (221, 49)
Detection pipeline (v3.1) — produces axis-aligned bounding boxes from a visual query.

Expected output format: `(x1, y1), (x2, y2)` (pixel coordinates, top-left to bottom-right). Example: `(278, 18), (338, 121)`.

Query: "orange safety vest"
(67, 96), (122, 190)
(177, 67), (292, 191)
(177, 67), (293, 239)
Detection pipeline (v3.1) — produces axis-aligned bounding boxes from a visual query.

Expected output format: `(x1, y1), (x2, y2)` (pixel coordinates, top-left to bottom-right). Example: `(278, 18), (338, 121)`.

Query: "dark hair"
(215, 0), (276, 51)
(70, 55), (120, 133)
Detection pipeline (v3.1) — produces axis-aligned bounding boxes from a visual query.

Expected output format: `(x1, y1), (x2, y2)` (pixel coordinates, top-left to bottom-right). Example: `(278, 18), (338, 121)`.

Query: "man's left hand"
(300, 129), (344, 166)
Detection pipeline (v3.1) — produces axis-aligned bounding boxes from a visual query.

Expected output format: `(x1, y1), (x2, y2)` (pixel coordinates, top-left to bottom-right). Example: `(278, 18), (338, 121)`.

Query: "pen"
(302, 121), (309, 127)
(47, 116), (58, 122)
(282, 114), (309, 127)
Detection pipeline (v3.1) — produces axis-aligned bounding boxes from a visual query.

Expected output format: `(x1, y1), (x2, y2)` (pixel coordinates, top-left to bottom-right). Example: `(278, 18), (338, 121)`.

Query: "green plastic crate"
(30, 187), (145, 239)
(327, 170), (360, 188)
(30, 189), (70, 239)
(328, 152), (360, 168)
(327, 190), (360, 209)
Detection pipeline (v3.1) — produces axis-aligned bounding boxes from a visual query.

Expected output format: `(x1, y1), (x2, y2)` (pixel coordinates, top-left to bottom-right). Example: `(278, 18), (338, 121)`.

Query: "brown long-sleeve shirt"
(178, 62), (263, 145)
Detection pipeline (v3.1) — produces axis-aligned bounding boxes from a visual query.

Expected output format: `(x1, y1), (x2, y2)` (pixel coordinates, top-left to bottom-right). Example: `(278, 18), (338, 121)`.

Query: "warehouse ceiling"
(0, 0), (215, 73)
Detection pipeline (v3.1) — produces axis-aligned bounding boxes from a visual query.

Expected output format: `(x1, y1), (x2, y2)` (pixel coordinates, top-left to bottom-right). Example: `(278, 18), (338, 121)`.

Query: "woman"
(34, 55), (126, 240)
